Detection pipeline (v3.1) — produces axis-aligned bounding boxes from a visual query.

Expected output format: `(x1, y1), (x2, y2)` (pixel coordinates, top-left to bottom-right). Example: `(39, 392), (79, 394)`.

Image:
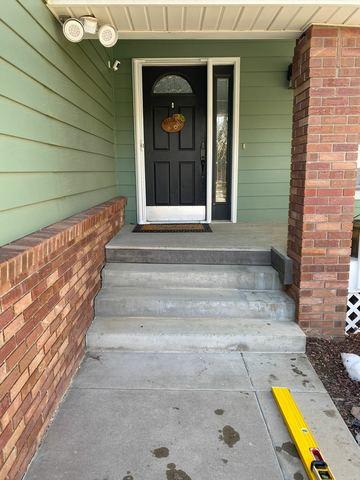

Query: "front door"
(142, 66), (207, 222)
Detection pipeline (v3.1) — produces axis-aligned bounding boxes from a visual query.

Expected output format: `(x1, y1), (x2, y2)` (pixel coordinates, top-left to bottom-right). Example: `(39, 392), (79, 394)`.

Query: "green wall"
(112, 40), (295, 223)
(0, 0), (117, 246)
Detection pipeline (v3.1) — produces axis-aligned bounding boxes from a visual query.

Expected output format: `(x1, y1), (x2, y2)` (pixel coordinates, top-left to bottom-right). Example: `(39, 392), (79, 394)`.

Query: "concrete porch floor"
(108, 223), (288, 252)
(24, 352), (360, 480)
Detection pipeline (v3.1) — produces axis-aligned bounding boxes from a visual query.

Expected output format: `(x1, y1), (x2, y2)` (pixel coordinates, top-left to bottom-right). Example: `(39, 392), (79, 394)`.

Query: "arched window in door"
(152, 74), (193, 94)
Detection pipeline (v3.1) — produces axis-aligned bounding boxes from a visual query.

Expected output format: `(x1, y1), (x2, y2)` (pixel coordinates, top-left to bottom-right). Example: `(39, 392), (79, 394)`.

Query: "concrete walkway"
(24, 352), (359, 480)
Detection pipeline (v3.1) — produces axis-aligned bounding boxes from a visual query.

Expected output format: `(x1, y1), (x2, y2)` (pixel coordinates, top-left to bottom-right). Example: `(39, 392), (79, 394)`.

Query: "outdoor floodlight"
(62, 18), (84, 43)
(98, 24), (118, 48)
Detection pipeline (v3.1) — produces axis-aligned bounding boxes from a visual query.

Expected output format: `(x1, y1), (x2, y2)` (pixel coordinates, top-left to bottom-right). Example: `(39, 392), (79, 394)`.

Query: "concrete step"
(95, 287), (295, 321)
(106, 246), (271, 265)
(101, 263), (281, 290)
(86, 316), (306, 353)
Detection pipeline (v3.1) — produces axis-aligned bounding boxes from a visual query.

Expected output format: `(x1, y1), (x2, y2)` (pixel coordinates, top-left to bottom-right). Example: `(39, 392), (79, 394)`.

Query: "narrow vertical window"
(215, 78), (230, 203)
(212, 66), (233, 220)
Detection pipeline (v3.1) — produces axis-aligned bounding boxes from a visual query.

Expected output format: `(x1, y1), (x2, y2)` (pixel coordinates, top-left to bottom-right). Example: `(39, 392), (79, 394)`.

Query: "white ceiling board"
(167, 6), (185, 31)
(285, 6), (320, 30)
(235, 6), (262, 30)
(109, 6), (133, 30)
(346, 8), (360, 25)
(184, 6), (204, 31)
(88, 6), (112, 24)
(128, 5), (149, 30)
(268, 5), (297, 30)
(218, 6), (242, 30)
(67, 5), (91, 16)
(201, 6), (223, 30)
(47, 5), (71, 17)
(46, 3), (360, 39)
(147, 6), (166, 31)
(305, 6), (339, 24)
(328, 6), (359, 24)
(251, 5), (280, 30)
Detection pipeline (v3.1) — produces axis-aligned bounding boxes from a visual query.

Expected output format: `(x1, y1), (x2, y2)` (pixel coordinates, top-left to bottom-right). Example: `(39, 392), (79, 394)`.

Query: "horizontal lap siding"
(113, 40), (294, 223)
(0, 0), (117, 246)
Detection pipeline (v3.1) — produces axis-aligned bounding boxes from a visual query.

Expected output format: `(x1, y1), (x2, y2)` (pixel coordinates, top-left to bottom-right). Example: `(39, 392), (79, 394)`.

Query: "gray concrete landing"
(108, 223), (287, 252)
(24, 353), (360, 480)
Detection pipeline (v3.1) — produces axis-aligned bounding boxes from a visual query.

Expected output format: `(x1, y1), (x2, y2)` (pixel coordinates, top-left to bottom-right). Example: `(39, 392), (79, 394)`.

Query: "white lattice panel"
(346, 293), (360, 334)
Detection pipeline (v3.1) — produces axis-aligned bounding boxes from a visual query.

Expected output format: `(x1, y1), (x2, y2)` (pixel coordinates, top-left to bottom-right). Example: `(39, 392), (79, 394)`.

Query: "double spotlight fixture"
(62, 16), (118, 48)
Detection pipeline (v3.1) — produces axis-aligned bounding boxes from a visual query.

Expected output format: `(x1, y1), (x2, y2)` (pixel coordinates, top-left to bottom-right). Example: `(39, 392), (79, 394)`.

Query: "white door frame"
(132, 57), (240, 224)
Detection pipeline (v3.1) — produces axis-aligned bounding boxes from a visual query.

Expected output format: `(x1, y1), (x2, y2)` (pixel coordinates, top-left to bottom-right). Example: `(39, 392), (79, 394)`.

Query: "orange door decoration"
(161, 113), (186, 133)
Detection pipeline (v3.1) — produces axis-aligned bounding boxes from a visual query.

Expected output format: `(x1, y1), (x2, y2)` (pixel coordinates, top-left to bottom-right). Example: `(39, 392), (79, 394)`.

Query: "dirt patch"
(214, 409), (224, 415)
(87, 353), (101, 361)
(152, 447), (169, 458)
(293, 472), (304, 480)
(306, 335), (360, 439)
(275, 441), (298, 458)
(291, 365), (307, 377)
(219, 425), (240, 448)
(166, 463), (192, 480)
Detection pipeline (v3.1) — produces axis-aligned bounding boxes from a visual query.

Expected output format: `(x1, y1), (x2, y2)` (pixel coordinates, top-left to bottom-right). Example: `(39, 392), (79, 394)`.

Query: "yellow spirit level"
(272, 387), (336, 480)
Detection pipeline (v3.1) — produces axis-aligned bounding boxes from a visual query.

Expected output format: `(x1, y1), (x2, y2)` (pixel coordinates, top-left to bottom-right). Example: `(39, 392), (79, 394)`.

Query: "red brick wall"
(287, 25), (360, 335)
(0, 197), (126, 479)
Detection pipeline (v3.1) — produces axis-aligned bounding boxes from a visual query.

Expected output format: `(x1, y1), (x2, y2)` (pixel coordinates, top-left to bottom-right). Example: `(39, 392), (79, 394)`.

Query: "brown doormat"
(132, 223), (212, 233)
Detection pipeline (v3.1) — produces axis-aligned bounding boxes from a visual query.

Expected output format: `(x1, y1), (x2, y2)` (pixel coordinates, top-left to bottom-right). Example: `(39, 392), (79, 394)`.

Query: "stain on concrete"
(172, 407), (180, 411)
(291, 364), (307, 377)
(88, 353), (101, 361)
(269, 374), (279, 381)
(302, 379), (310, 387)
(123, 474), (133, 480)
(219, 425), (240, 448)
(198, 366), (208, 375)
(275, 441), (298, 458)
(152, 447), (169, 458)
(221, 458), (228, 464)
(166, 463), (192, 480)
(294, 472), (304, 480)
(215, 409), (224, 416)
(235, 343), (249, 351)
(324, 409), (336, 418)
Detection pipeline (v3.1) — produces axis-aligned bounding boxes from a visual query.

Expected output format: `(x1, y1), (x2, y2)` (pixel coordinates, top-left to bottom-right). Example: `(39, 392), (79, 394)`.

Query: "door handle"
(200, 141), (206, 178)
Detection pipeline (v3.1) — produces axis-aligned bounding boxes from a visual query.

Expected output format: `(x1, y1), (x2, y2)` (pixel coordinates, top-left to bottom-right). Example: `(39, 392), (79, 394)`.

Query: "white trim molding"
(206, 59), (214, 224)
(147, 206), (206, 222)
(132, 57), (240, 224)
(47, 1), (360, 6)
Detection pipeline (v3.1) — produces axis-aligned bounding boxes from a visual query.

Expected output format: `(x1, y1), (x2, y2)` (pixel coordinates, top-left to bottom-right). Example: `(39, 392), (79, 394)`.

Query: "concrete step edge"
(86, 317), (305, 353)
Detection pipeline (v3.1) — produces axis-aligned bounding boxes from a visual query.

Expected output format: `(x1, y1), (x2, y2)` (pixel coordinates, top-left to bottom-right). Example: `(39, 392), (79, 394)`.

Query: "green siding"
(112, 40), (295, 223)
(0, 0), (117, 246)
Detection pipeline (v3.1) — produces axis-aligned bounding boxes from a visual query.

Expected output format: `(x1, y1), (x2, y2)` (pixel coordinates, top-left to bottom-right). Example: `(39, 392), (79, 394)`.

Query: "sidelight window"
(212, 65), (234, 221)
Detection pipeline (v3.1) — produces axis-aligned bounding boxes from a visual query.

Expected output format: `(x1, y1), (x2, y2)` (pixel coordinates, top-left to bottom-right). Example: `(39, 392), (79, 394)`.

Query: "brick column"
(287, 25), (360, 336)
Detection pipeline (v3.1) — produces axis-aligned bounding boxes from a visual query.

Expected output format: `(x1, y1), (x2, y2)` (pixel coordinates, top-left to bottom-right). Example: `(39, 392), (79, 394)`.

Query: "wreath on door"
(161, 113), (186, 133)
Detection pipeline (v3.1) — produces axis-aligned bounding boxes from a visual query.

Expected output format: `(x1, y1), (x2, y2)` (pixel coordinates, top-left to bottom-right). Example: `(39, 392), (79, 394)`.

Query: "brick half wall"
(0, 197), (126, 479)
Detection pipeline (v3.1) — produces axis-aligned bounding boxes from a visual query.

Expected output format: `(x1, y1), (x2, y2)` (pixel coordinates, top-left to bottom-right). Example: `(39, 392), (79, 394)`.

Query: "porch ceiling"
(46, 1), (360, 39)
